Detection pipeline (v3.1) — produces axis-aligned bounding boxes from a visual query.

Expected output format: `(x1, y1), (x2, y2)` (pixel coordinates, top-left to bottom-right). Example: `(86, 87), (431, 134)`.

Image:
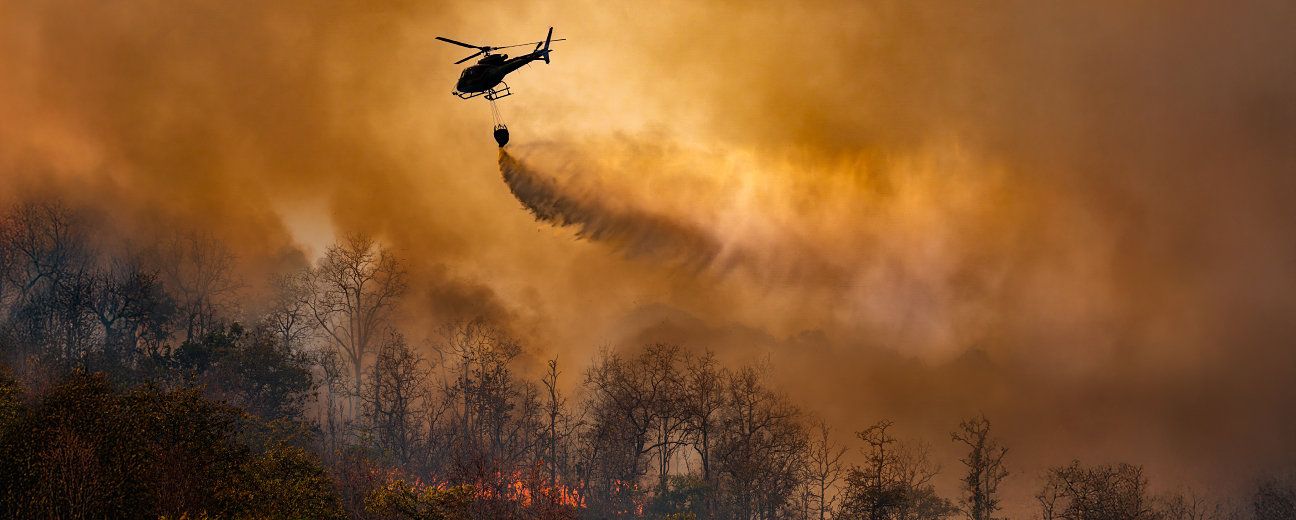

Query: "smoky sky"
(3, 0), (1295, 513)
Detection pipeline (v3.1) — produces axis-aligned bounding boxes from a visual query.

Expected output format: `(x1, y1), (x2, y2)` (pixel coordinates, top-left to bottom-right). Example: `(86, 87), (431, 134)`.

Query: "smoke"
(3, 0), (1296, 513)
(498, 135), (1048, 363)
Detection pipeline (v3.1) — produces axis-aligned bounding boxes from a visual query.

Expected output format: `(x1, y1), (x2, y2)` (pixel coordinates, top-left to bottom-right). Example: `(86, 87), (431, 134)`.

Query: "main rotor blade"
(437, 36), (486, 50)
(492, 38), (566, 50)
(454, 51), (485, 64)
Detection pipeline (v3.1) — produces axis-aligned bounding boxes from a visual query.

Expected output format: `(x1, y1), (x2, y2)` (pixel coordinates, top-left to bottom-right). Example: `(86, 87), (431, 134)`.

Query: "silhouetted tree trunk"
(147, 232), (243, 343)
(804, 417), (847, 520)
(841, 420), (957, 520)
(1, 201), (94, 366)
(360, 331), (431, 465)
(683, 349), (727, 518)
(1037, 461), (1155, 520)
(712, 361), (808, 520)
(264, 272), (314, 349)
(951, 414), (1007, 520)
(298, 233), (406, 423)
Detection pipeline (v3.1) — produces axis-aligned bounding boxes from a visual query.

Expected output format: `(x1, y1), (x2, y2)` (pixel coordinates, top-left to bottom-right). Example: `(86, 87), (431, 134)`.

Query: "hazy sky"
(2, 0), (1294, 513)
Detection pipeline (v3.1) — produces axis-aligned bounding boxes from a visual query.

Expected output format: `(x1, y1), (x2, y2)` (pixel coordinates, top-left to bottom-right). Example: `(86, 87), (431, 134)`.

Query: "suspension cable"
(489, 96), (504, 128)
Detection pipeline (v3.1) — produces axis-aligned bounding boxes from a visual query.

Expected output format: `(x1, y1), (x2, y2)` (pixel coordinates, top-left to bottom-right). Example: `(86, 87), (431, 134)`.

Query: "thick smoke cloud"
(3, 0), (1296, 514)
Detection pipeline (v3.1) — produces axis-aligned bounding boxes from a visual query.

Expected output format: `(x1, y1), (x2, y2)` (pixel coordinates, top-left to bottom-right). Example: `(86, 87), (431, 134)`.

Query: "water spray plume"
(499, 147), (724, 270)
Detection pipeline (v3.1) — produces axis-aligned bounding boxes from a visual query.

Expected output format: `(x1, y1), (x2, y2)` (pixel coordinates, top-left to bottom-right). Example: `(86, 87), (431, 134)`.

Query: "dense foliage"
(0, 369), (342, 519)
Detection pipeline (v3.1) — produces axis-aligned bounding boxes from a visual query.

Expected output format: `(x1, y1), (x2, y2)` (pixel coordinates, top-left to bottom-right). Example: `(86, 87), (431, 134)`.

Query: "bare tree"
(1037, 461), (1156, 520)
(432, 318), (541, 479)
(147, 232), (243, 343)
(263, 272), (314, 349)
(1, 202), (86, 304)
(951, 414), (1008, 520)
(583, 343), (689, 506)
(315, 346), (352, 459)
(87, 257), (175, 366)
(713, 361), (808, 520)
(682, 349), (727, 517)
(804, 417), (848, 520)
(644, 344), (688, 487)
(1155, 488), (1229, 520)
(1252, 476), (1296, 520)
(360, 331), (432, 465)
(841, 420), (957, 520)
(541, 356), (580, 486)
(0, 201), (96, 365)
(298, 233), (407, 421)
(0, 200), (101, 365)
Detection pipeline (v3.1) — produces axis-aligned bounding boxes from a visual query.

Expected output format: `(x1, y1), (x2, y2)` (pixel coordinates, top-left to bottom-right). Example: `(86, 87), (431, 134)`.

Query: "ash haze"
(3, 0), (1296, 515)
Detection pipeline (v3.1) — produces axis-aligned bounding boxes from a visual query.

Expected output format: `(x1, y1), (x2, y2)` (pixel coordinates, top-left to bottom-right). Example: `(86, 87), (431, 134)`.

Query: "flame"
(373, 462), (598, 512)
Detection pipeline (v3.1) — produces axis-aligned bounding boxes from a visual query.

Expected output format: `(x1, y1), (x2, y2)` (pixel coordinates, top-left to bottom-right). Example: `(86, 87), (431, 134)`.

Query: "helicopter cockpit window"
(460, 67), (485, 80)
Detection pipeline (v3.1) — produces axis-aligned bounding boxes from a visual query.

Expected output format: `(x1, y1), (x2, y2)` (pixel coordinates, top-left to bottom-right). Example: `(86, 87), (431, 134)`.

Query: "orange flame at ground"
(374, 462), (591, 511)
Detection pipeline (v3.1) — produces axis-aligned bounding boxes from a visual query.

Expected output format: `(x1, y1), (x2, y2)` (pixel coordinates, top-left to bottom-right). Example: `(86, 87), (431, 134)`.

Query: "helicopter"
(438, 28), (564, 146)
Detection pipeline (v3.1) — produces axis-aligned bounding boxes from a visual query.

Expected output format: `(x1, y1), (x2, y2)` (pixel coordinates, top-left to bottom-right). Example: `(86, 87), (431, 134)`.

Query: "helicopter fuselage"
(455, 51), (546, 93)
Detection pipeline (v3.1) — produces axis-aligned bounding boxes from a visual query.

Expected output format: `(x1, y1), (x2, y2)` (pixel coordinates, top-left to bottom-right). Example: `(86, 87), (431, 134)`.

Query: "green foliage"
(231, 443), (346, 520)
(366, 480), (475, 520)
(647, 474), (710, 520)
(0, 363), (21, 435)
(143, 323), (316, 422)
(0, 369), (342, 519)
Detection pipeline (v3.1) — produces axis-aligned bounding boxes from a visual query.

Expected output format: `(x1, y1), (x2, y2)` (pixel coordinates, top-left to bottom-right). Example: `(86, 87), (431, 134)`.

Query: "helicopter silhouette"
(438, 27), (563, 102)
(437, 28), (563, 147)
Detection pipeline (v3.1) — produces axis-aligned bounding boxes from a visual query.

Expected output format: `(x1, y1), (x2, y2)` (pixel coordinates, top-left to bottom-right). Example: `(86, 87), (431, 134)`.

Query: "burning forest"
(3, 0), (1296, 519)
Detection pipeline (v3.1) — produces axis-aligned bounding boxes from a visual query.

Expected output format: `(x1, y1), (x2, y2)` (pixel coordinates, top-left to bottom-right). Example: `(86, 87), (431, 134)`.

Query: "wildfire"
(373, 463), (589, 511)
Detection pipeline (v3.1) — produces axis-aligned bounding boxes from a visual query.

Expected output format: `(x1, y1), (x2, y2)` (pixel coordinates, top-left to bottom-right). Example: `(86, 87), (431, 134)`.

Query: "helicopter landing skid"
(453, 82), (512, 101)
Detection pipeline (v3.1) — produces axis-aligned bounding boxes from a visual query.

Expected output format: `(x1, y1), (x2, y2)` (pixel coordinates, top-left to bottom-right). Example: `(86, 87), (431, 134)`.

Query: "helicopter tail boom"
(542, 27), (552, 64)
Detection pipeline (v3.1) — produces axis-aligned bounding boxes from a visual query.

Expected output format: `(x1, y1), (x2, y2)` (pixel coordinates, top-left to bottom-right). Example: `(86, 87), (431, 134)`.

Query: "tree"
(431, 317), (543, 504)
(841, 421), (957, 520)
(299, 233), (407, 422)
(582, 343), (688, 515)
(951, 414), (1007, 520)
(206, 324), (317, 423)
(361, 332), (432, 465)
(366, 480), (474, 520)
(712, 361), (808, 520)
(644, 344), (688, 487)
(0, 370), (342, 519)
(86, 257), (176, 373)
(0, 201), (96, 367)
(680, 349), (727, 519)
(1153, 488), (1226, 520)
(1037, 461), (1155, 520)
(540, 356), (581, 490)
(142, 323), (317, 422)
(1252, 477), (1296, 520)
(1, 202), (86, 306)
(146, 231), (243, 343)
(264, 272), (314, 349)
(804, 417), (848, 520)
